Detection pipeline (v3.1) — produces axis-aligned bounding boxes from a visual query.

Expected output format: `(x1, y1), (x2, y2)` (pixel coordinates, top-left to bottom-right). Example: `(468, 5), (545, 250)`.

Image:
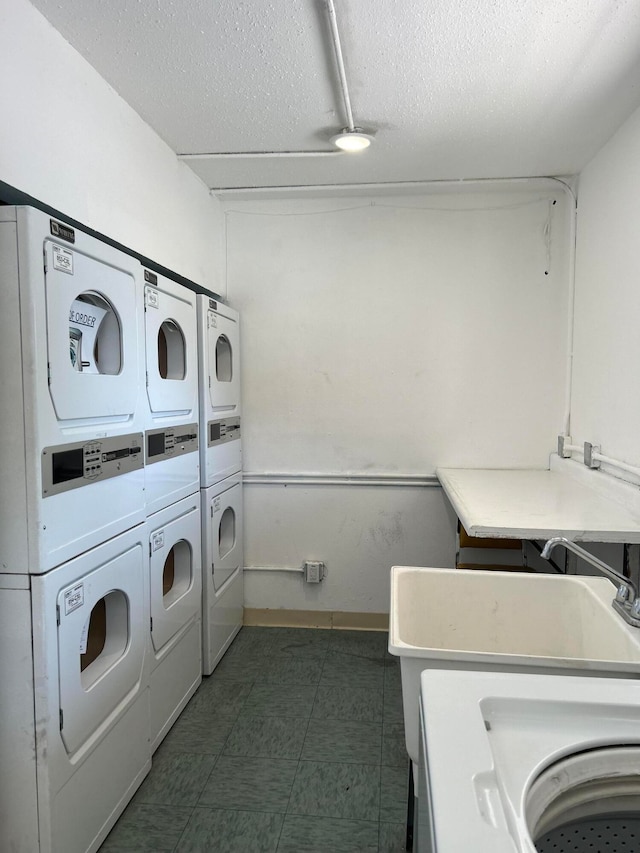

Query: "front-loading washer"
(143, 269), (199, 517)
(416, 669), (640, 853)
(0, 523), (151, 853)
(197, 294), (242, 487)
(147, 494), (202, 751)
(0, 206), (146, 574)
(201, 472), (244, 675)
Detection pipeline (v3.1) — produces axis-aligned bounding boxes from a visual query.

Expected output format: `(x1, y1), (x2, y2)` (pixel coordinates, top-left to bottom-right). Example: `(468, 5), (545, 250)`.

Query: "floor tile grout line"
(171, 668), (259, 847)
(171, 802), (199, 853)
(275, 646), (326, 850)
(378, 760), (384, 844)
(191, 673), (254, 819)
(191, 806), (289, 815)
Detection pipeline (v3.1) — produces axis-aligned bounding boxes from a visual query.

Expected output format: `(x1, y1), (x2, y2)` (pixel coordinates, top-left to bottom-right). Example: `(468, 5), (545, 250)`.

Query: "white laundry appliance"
(147, 494), (202, 751)
(143, 269), (199, 517)
(201, 473), (244, 675)
(197, 294), (241, 487)
(416, 669), (640, 853)
(0, 206), (145, 574)
(0, 523), (150, 853)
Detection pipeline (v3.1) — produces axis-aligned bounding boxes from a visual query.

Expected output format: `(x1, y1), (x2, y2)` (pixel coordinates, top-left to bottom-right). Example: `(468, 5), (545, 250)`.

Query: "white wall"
(243, 483), (456, 614)
(0, 0), (224, 292)
(570, 104), (640, 482)
(225, 184), (573, 612)
(0, 1), (582, 616)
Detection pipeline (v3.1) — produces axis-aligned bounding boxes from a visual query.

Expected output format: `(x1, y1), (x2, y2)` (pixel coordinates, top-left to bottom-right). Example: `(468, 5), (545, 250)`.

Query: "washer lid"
(420, 670), (640, 853)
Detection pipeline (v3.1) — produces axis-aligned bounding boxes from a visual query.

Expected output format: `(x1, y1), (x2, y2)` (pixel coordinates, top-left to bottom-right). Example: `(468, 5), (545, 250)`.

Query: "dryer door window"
(56, 542), (146, 756)
(209, 481), (243, 591)
(45, 241), (140, 423)
(207, 312), (240, 415)
(218, 506), (236, 559)
(145, 283), (197, 416)
(215, 335), (232, 382)
(149, 506), (201, 653)
(80, 590), (128, 687)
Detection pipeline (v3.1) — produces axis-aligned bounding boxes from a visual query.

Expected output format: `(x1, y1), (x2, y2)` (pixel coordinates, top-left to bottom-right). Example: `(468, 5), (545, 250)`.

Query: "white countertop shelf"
(437, 455), (640, 543)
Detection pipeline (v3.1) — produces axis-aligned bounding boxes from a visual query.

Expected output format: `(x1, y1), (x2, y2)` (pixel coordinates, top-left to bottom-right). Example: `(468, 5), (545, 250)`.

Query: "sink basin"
(389, 566), (640, 767)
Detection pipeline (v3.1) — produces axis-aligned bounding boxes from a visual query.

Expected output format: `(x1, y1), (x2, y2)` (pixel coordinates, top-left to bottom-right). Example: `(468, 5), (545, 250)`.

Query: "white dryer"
(147, 494), (202, 751)
(0, 523), (150, 853)
(0, 206), (145, 574)
(197, 294), (242, 487)
(416, 669), (640, 853)
(143, 269), (199, 517)
(201, 473), (244, 675)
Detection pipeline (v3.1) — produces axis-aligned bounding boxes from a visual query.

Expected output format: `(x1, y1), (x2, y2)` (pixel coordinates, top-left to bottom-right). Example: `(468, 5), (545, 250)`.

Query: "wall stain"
(368, 512), (404, 548)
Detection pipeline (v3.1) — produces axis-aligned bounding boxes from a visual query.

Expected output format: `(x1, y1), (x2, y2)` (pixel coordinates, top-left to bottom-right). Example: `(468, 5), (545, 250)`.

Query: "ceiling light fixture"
(326, 0), (373, 153)
(331, 128), (373, 152)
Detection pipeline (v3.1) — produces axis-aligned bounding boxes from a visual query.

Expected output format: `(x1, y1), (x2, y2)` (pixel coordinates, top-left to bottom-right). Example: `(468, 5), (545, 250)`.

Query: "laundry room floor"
(99, 626), (407, 852)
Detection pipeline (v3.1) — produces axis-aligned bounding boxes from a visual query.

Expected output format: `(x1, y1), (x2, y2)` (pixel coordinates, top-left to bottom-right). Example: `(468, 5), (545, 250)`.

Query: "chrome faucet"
(541, 536), (640, 628)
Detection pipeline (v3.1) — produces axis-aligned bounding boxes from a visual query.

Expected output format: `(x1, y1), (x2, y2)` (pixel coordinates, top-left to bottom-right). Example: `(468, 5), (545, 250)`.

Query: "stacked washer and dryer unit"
(0, 206), (149, 853)
(0, 207), (204, 852)
(142, 268), (203, 751)
(197, 295), (244, 675)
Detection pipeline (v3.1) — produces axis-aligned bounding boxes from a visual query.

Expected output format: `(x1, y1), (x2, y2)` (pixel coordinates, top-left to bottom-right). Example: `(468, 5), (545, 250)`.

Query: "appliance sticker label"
(152, 530), (164, 552)
(213, 496), (221, 513)
(208, 312), (217, 329)
(53, 245), (74, 275)
(64, 583), (84, 616)
(79, 616), (90, 654)
(145, 286), (159, 309)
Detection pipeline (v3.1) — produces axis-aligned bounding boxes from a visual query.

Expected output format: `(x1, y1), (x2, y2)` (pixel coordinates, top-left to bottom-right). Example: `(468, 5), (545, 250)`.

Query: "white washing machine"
(0, 206), (145, 574)
(197, 294), (242, 487)
(0, 523), (150, 853)
(143, 269), (199, 517)
(147, 494), (202, 751)
(416, 669), (640, 853)
(201, 473), (244, 675)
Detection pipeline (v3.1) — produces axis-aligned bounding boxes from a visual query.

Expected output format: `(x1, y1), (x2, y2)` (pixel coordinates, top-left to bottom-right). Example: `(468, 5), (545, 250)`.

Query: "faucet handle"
(615, 584), (631, 604)
(631, 598), (640, 619)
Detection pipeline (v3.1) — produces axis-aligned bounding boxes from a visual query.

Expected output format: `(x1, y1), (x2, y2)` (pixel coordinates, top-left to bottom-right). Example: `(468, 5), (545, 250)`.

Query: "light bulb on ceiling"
(331, 128), (374, 152)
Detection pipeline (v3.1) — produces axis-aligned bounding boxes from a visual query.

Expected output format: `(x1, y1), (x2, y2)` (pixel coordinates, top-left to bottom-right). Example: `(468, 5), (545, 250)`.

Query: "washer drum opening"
(526, 746), (640, 852)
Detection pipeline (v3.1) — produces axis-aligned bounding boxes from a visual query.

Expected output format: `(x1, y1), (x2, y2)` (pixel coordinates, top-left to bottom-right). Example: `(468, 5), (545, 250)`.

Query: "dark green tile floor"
(100, 627), (408, 853)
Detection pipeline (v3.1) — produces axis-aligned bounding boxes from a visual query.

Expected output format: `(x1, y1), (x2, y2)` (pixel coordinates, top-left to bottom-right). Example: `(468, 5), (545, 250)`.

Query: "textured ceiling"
(29, 0), (640, 191)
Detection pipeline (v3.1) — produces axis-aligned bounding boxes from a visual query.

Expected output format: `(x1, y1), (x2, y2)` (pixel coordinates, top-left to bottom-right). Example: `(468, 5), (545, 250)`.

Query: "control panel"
(207, 417), (241, 448)
(145, 422), (199, 465)
(42, 433), (143, 497)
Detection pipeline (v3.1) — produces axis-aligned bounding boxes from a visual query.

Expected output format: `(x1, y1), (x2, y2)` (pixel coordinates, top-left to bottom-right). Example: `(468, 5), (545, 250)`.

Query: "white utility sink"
(389, 566), (640, 768)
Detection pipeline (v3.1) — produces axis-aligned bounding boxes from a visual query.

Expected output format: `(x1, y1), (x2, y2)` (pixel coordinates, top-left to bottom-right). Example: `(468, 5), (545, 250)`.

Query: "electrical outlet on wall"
(304, 561), (325, 583)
